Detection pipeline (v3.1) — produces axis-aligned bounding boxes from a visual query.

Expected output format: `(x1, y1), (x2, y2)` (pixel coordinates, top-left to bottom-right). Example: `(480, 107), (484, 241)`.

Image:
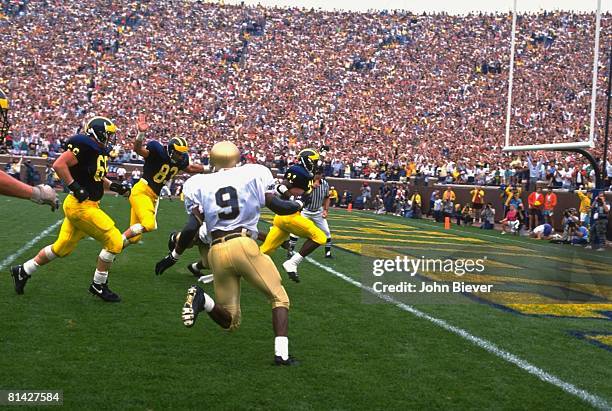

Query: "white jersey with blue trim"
(183, 164), (276, 235)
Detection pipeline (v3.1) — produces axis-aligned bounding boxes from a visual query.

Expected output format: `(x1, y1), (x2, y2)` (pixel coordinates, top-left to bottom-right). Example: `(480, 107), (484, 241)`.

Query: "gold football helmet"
(0, 88), (10, 139)
(210, 141), (240, 170)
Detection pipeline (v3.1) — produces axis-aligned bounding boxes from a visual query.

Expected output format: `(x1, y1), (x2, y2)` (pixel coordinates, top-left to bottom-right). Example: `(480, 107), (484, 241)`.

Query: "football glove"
(30, 184), (59, 211)
(110, 182), (131, 197)
(68, 181), (89, 202)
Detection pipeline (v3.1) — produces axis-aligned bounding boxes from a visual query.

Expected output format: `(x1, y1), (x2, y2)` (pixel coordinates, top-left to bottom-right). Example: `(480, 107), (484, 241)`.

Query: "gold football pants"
(206, 236), (289, 330)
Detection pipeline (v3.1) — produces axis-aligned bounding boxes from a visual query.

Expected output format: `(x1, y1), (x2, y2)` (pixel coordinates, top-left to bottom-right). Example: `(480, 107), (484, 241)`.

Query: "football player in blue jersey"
(121, 114), (205, 247)
(260, 149), (327, 282)
(11, 117), (130, 301)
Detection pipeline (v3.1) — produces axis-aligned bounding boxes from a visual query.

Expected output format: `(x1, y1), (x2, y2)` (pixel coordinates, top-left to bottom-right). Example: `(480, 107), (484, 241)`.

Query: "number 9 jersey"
(183, 164), (276, 236)
(65, 134), (110, 201)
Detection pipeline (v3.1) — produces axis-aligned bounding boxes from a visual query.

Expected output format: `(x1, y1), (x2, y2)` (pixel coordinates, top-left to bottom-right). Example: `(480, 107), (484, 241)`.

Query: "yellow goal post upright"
(502, 0), (608, 189)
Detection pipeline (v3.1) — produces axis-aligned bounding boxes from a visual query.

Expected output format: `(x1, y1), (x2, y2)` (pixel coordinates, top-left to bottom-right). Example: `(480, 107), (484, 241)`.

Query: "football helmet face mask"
(167, 137), (189, 164)
(85, 116), (117, 152)
(298, 148), (320, 174)
(210, 141), (240, 171)
(0, 89), (10, 140)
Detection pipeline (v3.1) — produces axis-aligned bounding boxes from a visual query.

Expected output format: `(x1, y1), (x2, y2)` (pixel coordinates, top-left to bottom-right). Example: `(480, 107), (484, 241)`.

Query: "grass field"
(1, 193), (611, 410)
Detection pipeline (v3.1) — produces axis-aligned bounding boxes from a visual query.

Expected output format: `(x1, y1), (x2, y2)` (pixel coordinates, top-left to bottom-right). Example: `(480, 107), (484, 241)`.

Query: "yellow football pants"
(52, 194), (123, 257)
(260, 213), (327, 255)
(128, 180), (159, 243)
(207, 236), (290, 331)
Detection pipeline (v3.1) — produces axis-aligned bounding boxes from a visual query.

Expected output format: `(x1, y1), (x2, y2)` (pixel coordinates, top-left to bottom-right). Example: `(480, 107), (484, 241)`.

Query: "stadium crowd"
(0, 1), (610, 188)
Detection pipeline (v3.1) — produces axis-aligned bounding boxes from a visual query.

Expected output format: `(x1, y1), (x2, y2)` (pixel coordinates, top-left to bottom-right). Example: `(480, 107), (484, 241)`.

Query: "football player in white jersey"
(179, 141), (303, 365)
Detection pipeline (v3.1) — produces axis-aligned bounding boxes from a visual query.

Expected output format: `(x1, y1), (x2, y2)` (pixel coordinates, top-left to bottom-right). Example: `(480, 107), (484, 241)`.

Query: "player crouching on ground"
(179, 141), (304, 365)
(121, 114), (205, 248)
(0, 88), (58, 210)
(11, 117), (130, 302)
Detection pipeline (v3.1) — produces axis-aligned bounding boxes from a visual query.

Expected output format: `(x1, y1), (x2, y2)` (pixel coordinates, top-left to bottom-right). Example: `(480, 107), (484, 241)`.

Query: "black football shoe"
(11, 265), (31, 295)
(182, 285), (205, 327)
(167, 231), (177, 252)
(187, 262), (203, 278)
(89, 282), (121, 302)
(274, 356), (299, 366)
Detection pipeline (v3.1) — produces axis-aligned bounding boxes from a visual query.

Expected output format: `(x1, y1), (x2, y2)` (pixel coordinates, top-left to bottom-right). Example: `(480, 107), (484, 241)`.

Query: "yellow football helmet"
(0, 88), (9, 139)
(298, 148), (320, 173)
(85, 116), (117, 151)
(210, 141), (240, 171)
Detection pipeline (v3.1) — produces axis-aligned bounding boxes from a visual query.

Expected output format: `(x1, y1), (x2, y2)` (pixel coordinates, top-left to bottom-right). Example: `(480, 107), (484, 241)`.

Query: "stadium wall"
(2, 155), (610, 238)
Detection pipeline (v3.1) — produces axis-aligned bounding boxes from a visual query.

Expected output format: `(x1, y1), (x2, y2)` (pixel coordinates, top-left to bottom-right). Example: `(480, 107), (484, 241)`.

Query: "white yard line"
(306, 256), (611, 410)
(0, 219), (62, 271)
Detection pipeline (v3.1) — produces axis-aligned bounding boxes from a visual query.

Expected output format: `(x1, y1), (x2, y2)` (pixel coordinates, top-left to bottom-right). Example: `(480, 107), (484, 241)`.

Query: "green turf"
(0, 194), (610, 410)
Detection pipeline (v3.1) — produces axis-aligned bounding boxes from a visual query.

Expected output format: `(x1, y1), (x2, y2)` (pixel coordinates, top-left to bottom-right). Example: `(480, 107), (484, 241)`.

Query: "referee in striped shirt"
(288, 169), (333, 258)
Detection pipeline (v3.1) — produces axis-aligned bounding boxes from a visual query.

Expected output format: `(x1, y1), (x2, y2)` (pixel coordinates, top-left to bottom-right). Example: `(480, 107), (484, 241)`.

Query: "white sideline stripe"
(0, 220), (62, 271)
(306, 257), (611, 410)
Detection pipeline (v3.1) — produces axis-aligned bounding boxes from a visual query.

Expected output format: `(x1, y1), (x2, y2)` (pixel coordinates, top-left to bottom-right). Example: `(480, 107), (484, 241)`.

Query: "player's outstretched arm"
(0, 170), (58, 211)
(184, 163), (208, 174)
(134, 114), (150, 159)
(265, 193), (303, 215)
(105, 177), (131, 197)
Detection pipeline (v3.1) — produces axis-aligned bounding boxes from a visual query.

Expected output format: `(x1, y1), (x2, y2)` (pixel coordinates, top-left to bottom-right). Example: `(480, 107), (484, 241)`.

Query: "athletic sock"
(122, 234), (130, 248)
(325, 238), (332, 254)
(274, 336), (289, 360)
(171, 249), (180, 260)
(202, 291), (215, 312)
(288, 234), (298, 250)
(93, 270), (108, 285)
(23, 259), (39, 275)
(290, 253), (304, 265)
(195, 261), (205, 270)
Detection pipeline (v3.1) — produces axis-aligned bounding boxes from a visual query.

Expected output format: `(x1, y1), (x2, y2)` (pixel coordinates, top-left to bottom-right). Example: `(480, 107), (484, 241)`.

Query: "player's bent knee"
(271, 287), (290, 310)
(141, 218), (157, 233)
(99, 249), (117, 263)
(311, 229), (327, 246)
(44, 245), (58, 261)
(51, 242), (76, 258)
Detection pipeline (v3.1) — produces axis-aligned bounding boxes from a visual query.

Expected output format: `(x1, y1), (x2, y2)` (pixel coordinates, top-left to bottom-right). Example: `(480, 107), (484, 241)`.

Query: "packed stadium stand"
(0, 1), (610, 186)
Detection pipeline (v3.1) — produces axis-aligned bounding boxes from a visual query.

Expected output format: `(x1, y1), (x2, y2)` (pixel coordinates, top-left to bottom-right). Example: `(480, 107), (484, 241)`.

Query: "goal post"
(503, 0), (603, 152)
